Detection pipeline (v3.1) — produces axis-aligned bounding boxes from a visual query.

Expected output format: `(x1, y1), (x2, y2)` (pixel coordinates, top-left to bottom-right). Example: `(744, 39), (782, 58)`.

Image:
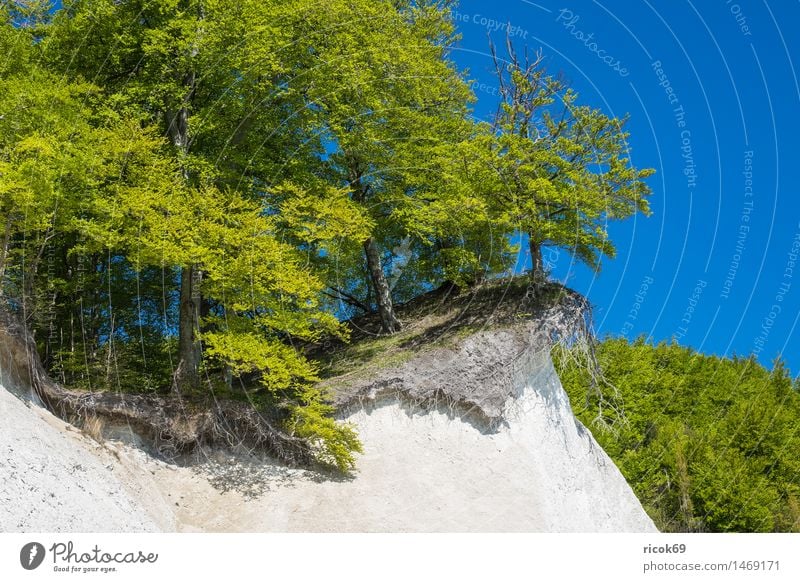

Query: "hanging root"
(544, 284), (627, 433)
(0, 310), (314, 466)
(45, 386), (315, 465)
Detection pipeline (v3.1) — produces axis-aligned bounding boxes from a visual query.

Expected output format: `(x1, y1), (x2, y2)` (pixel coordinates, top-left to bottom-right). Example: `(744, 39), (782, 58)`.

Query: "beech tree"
(297, 0), (476, 333)
(43, 0), (367, 386)
(24, 0), (370, 469)
(486, 40), (653, 283)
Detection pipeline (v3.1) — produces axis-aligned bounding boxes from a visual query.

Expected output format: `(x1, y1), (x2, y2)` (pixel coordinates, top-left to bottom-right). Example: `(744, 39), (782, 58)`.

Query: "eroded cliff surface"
(1, 289), (656, 532)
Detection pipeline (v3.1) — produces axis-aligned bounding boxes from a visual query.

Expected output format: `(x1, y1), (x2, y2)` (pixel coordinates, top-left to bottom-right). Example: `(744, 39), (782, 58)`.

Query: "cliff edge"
(0, 281), (656, 532)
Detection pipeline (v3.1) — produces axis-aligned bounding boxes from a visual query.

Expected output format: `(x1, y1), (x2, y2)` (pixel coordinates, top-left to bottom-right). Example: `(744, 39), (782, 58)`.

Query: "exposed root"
(80, 414), (106, 442)
(1, 278), (617, 466)
(545, 285), (627, 433)
(0, 310), (314, 466)
(45, 389), (315, 466)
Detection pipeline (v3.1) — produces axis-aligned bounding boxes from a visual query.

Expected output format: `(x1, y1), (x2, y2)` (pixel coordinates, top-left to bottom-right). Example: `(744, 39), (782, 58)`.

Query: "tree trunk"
(175, 265), (201, 391)
(363, 237), (400, 334)
(0, 214), (13, 296)
(167, 66), (202, 391)
(347, 157), (400, 334)
(529, 234), (546, 284)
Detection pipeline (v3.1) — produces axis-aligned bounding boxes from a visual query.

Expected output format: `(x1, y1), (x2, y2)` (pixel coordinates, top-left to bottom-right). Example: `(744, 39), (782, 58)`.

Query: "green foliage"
(23, 0), (369, 468)
(295, 0), (504, 298)
(286, 387), (363, 473)
(557, 338), (800, 532)
(1, 0), (659, 473)
(481, 48), (653, 276)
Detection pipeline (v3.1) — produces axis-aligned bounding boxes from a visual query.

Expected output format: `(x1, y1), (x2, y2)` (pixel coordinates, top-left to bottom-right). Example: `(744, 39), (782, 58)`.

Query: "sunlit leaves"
(558, 339), (800, 532)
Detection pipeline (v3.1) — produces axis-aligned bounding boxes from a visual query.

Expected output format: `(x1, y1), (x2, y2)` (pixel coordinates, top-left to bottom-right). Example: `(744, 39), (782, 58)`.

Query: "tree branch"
(324, 286), (371, 313)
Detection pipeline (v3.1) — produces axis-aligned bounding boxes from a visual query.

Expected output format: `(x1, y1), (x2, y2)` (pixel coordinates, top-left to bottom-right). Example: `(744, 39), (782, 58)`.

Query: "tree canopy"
(557, 338), (800, 532)
(0, 0), (653, 471)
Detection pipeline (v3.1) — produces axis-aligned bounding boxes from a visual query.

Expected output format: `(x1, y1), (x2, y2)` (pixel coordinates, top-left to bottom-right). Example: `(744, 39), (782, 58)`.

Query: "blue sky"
(449, 0), (800, 372)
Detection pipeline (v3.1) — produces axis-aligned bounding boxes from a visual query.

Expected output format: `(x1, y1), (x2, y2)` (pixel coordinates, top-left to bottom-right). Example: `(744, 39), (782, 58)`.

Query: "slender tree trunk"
(168, 67), (202, 391)
(22, 229), (53, 317)
(347, 158), (400, 334)
(528, 234), (546, 284)
(167, 0), (208, 392)
(0, 215), (13, 296)
(176, 265), (201, 391)
(364, 237), (401, 334)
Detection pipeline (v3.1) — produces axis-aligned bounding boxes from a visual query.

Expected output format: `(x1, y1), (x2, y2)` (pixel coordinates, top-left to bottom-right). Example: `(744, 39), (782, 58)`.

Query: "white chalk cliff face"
(276, 352), (656, 532)
(0, 382), (172, 532)
(0, 340), (656, 532)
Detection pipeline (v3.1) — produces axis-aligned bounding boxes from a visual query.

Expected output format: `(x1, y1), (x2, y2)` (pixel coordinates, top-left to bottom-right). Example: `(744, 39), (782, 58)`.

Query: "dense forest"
(0, 1), (651, 469)
(557, 339), (800, 532)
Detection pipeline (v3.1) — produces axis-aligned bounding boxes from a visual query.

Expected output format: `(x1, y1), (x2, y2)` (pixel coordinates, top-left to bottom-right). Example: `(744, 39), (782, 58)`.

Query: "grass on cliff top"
(311, 277), (571, 383)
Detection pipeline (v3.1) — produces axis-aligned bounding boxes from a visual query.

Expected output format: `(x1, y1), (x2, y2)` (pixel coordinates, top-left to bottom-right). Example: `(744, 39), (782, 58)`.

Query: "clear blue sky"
(449, 0), (800, 372)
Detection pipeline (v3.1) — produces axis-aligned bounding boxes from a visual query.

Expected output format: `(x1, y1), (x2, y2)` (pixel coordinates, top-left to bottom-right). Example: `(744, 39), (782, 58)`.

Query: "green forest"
(557, 339), (800, 532)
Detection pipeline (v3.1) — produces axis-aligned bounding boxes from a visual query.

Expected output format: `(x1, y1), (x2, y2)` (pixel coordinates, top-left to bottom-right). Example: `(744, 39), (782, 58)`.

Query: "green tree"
(44, 0), (342, 388)
(11, 0), (370, 469)
(557, 338), (800, 532)
(487, 41), (653, 283)
(297, 0), (479, 333)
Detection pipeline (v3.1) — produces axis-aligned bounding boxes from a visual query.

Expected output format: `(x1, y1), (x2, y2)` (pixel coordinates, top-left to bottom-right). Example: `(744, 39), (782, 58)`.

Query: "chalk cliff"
(0, 284), (656, 532)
